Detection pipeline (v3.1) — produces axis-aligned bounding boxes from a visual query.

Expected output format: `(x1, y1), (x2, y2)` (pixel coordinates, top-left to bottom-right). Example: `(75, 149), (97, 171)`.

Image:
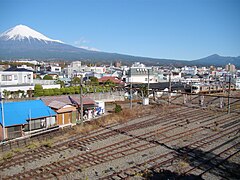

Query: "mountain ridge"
(0, 25), (239, 67)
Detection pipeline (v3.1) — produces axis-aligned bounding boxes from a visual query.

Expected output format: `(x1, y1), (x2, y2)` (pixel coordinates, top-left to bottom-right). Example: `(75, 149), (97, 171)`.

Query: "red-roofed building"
(98, 76), (124, 85)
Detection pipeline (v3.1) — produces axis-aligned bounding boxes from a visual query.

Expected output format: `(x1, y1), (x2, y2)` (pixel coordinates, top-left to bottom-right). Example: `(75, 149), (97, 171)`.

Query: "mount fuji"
(0, 25), (99, 60)
(0, 25), (187, 65)
(0, 25), (239, 67)
(0, 24), (63, 43)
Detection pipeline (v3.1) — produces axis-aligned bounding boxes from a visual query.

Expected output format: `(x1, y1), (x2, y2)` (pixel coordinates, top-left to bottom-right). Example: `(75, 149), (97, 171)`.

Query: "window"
(7, 126), (22, 139)
(26, 118), (45, 131)
(145, 78), (148, 81)
(14, 75), (18, 80)
(2, 75), (12, 81)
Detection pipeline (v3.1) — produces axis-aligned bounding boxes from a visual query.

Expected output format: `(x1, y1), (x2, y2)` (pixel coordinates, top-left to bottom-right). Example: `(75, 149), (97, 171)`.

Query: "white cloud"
(74, 37), (88, 46)
(73, 37), (100, 51)
(79, 46), (100, 52)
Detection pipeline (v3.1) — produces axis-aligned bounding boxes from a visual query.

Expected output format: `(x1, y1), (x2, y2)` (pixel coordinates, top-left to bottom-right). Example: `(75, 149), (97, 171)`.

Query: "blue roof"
(0, 100), (56, 127)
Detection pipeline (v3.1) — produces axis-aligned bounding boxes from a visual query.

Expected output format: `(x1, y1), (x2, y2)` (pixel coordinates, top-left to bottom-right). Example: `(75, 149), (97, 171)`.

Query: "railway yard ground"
(0, 101), (239, 179)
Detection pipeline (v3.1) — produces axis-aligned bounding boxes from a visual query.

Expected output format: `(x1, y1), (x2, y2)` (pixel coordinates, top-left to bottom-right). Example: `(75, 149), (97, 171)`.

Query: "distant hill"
(0, 25), (239, 67)
(191, 54), (240, 67)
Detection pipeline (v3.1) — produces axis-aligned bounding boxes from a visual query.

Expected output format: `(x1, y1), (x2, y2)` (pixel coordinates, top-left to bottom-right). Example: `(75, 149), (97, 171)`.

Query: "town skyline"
(1, 0), (240, 60)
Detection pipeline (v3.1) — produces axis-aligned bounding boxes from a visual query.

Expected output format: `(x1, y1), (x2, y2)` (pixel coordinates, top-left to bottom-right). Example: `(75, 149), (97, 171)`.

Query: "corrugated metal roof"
(41, 95), (95, 106)
(48, 100), (68, 109)
(0, 100), (56, 127)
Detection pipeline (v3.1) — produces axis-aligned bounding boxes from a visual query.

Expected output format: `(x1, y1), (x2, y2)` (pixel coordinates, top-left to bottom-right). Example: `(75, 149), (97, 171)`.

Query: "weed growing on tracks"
(12, 148), (22, 153)
(41, 140), (53, 148)
(175, 160), (189, 175)
(2, 151), (13, 160)
(26, 142), (40, 150)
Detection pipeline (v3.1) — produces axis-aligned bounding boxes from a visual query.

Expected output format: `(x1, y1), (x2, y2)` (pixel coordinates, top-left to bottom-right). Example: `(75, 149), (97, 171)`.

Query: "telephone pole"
(227, 76), (231, 114)
(168, 71), (172, 105)
(0, 89), (6, 140)
(130, 77), (133, 109)
(147, 69), (150, 98)
(80, 77), (83, 125)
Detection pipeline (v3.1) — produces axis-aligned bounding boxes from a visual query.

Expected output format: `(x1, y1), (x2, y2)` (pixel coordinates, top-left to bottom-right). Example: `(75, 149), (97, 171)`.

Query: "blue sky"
(0, 0), (240, 60)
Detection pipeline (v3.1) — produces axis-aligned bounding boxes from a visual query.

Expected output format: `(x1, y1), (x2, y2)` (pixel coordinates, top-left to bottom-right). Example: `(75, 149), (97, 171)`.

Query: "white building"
(235, 77), (240, 90)
(17, 65), (34, 71)
(51, 66), (62, 73)
(0, 71), (34, 97)
(66, 61), (82, 77)
(66, 61), (106, 78)
(127, 67), (158, 83)
(181, 66), (197, 75)
(0, 71), (33, 86)
(0, 71), (60, 98)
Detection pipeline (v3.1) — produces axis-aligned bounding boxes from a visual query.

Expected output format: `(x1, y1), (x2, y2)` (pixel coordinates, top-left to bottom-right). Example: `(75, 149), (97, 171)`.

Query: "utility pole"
(227, 76), (231, 114)
(190, 80), (192, 102)
(80, 77), (83, 125)
(168, 71), (172, 105)
(130, 77), (133, 109)
(0, 89), (6, 140)
(147, 69), (150, 98)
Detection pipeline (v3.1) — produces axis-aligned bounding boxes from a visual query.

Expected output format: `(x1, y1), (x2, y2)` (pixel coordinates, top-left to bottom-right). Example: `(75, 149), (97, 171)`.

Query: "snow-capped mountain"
(0, 25), (239, 67)
(0, 24), (94, 60)
(0, 24), (63, 43)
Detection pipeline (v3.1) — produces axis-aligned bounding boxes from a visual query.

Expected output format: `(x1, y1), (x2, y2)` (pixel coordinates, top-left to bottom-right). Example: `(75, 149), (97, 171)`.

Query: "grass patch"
(2, 152), (13, 160)
(26, 142), (39, 149)
(12, 148), (22, 153)
(41, 140), (53, 148)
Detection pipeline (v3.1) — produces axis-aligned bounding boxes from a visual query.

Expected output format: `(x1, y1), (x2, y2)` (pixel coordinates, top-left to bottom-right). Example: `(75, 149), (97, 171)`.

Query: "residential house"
(127, 67), (158, 84)
(41, 95), (96, 123)
(0, 100), (57, 141)
(0, 68), (34, 98)
(98, 76), (124, 85)
(48, 101), (77, 126)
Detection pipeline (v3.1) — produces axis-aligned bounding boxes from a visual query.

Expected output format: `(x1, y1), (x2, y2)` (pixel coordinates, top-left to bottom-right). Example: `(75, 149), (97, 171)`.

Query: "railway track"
(0, 106), (219, 169)
(101, 125), (240, 179)
(0, 105), (239, 179)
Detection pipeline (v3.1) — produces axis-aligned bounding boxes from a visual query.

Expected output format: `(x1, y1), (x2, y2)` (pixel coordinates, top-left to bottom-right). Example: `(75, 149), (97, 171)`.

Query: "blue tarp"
(0, 100), (56, 127)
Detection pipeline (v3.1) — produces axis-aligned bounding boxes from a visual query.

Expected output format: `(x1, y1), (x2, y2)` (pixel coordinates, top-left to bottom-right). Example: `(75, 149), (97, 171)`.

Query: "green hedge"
(34, 85), (112, 97)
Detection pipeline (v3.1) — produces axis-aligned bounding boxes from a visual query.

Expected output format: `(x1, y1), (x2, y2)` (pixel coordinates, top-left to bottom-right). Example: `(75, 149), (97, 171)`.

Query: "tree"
(89, 77), (99, 86)
(55, 79), (65, 88)
(71, 77), (81, 86)
(3, 90), (10, 99)
(139, 84), (148, 98)
(34, 84), (44, 97)
(43, 75), (53, 80)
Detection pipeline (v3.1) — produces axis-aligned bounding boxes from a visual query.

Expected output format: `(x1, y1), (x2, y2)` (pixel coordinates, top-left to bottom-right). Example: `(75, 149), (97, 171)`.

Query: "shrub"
(43, 75), (53, 80)
(43, 89), (50, 96)
(69, 87), (75, 94)
(54, 88), (61, 95)
(114, 104), (122, 113)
